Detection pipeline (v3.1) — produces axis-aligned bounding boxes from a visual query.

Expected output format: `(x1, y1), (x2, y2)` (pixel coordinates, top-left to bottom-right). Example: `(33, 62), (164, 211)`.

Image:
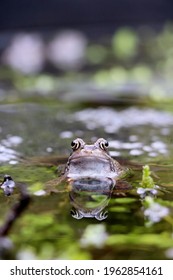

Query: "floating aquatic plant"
(137, 165), (159, 198)
(140, 165), (155, 189)
(138, 167), (171, 226)
(143, 196), (169, 226)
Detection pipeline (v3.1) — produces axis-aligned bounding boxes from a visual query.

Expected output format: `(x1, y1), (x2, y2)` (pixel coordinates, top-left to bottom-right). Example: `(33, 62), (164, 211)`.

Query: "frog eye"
(71, 138), (85, 150)
(98, 138), (109, 150)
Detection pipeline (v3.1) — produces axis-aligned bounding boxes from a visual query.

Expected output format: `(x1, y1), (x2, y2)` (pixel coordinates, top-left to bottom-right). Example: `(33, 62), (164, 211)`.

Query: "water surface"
(0, 101), (173, 260)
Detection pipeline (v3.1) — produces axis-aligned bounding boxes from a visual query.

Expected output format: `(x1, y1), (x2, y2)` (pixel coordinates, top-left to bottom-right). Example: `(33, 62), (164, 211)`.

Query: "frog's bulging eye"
(71, 140), (79, 150)
(71, 138), (85, 150)
(98, 139), (109, 150)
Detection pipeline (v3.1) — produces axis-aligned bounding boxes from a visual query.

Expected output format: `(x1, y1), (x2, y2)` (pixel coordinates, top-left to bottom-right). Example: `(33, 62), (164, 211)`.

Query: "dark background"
(0, 0), (173, 31)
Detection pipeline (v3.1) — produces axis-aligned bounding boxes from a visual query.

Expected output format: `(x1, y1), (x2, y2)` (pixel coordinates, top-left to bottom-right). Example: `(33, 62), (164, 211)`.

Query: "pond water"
(0, 100), (173, 260)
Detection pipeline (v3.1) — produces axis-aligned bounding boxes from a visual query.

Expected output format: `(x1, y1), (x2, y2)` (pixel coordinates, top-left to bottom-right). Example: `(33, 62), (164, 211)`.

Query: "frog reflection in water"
(60, 138), (130, 220)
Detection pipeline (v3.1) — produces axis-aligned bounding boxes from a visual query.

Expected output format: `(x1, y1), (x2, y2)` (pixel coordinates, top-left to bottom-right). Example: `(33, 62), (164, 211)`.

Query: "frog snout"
(83, 146), (97, 154)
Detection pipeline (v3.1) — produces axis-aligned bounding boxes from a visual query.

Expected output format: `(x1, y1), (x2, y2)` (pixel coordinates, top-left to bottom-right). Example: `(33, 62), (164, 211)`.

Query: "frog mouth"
(70, 152), (110, 160)
(70, 155), (110, 162)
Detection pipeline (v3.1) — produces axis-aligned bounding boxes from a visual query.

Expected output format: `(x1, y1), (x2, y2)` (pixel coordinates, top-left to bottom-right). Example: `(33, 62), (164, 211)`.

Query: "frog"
(45, 137), (130, 195)
(65, 138), (125, 183)
(34, 138), (131, 219)
(62, 138), (131, 219)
